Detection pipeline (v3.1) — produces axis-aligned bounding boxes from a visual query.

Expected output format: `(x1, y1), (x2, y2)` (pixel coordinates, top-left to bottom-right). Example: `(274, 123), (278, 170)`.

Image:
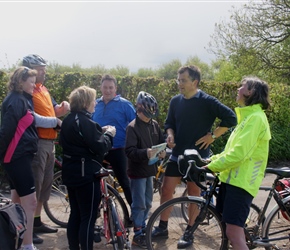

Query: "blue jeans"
(130, 177), (153, 235)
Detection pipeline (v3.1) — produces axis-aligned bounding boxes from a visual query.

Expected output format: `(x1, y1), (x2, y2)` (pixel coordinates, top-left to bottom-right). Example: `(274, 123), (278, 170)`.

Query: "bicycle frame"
(95, 169), (131, 249)
(249, 169), (290, 248)
(189, 160), (290, 249)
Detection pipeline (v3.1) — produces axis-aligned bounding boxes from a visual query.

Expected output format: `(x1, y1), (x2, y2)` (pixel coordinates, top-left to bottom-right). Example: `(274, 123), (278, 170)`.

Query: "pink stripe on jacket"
(4, 110), (34, 163)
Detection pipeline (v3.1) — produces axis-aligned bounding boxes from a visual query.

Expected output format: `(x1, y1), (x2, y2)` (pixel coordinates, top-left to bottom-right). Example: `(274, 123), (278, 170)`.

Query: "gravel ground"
(37, 172), (281, 250)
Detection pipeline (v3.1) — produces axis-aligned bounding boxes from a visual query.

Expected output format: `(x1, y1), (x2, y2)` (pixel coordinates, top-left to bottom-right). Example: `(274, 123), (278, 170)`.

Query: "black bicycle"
(146, 149), (290, 249)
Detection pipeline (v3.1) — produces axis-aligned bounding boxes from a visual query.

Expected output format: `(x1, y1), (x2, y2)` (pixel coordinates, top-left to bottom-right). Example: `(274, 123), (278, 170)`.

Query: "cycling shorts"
(216, 182), (253, 227)
(2, 154), (35, 197)
(164, 160), (183, 177)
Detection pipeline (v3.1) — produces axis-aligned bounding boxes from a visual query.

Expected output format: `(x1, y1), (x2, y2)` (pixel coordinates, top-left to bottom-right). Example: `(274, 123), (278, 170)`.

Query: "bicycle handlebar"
(184, 160), (213, 190)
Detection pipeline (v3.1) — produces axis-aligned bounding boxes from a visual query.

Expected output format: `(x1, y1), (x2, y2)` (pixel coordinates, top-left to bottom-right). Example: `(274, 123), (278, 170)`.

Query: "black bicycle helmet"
(136, 91), (159, 118)
(22, 54), (47, 68)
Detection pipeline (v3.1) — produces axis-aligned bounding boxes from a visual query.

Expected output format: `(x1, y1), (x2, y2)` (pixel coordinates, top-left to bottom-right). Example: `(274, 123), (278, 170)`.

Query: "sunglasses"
(21, 67), (30, 80)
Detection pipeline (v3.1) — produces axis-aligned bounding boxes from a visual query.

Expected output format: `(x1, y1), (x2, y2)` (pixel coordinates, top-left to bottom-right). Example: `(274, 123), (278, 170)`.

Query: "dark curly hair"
(242, 76), (270, 110)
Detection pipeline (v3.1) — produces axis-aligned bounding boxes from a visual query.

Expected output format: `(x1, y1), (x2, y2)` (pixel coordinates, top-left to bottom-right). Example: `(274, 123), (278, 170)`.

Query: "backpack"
(0, 203), (27, 250)
(275, 178), (290, 221)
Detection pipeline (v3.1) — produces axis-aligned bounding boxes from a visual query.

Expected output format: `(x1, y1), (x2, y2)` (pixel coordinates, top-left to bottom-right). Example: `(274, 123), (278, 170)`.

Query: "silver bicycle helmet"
(22, 54), (47, 68)
(136, 91), (159, 119)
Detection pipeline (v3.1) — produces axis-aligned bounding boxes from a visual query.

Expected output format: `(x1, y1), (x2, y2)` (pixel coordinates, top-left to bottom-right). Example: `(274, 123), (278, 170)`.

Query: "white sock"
(22, 244), (35, 250)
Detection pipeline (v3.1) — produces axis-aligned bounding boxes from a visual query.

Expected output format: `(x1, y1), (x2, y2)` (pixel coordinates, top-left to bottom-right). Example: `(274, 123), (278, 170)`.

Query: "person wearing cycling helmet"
(22, 54), (70, 244)
(152, 65), (237, 249)
(125, 91), (166, 248)
(92, 74), (135, 209)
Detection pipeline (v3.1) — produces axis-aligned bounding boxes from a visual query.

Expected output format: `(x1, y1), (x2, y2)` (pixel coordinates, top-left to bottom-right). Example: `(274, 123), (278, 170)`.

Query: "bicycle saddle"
(95, 167), (113, 179)
(266, 167), (290, 178)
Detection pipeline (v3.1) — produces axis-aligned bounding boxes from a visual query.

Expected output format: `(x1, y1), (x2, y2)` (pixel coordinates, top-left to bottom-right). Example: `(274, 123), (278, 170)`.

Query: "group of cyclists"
(0, 54), (271, 250)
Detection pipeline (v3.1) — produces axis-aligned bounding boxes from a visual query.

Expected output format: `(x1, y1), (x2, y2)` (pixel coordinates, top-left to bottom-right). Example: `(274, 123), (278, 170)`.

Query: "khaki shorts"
(31, 139), (55, 202)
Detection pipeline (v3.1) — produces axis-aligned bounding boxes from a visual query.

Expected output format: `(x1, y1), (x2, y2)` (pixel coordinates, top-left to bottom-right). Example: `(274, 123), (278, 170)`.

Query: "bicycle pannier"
(0, 203), (27, 250)
(275, 178), (290, 221)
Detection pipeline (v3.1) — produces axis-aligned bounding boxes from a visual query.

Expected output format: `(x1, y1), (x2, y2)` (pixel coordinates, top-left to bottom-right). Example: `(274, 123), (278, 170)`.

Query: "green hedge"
(1, 72), (290, 161)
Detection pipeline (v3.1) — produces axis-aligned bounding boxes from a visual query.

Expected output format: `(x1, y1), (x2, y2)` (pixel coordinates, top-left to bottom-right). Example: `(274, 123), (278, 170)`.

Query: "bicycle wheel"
(107, 185), (130, 227)
(109, 198), (125, 250)
(43, 171), (69, 227)
(262, 196), (290, 250)
(181, 188), (262, 228)
(146, 196), (227, 250)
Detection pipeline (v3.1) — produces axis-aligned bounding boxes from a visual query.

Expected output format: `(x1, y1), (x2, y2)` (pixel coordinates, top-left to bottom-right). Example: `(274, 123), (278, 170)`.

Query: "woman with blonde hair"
(0, 66), (61, 250)
(60, 86), (116, 250)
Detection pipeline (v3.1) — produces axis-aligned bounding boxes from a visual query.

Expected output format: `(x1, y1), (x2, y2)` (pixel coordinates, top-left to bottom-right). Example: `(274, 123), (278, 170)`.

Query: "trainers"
(151, 226), (168, 238)
(32, 233), (43, 244)
(34, 223), (58, 234)
(177, 230), (194, 249)
(132, 234), (147, 249)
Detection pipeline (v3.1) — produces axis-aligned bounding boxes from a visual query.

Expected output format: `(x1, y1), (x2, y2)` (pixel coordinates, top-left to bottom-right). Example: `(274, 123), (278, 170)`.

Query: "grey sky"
(0, 1), (249, 73)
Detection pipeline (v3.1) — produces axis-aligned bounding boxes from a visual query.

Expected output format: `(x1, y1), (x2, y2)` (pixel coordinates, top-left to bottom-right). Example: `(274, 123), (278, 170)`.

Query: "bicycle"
(43, 162), (130, 229)
(146, 149), (290, 250)
(94, 167), (131, 249)
(153, 148), (188, 198)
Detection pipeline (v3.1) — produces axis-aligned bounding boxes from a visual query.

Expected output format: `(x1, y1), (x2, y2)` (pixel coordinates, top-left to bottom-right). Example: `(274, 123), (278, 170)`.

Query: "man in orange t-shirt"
(23, 54), (70, 244)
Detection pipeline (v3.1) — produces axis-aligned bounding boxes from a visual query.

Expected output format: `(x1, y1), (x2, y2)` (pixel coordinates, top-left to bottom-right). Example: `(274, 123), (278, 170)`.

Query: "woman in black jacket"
(59, 86), (116, 250)
(0, 67), (61, 250)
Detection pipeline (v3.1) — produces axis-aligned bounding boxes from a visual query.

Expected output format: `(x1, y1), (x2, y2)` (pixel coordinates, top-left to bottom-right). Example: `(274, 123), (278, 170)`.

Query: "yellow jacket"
(208, 104), (271, 197)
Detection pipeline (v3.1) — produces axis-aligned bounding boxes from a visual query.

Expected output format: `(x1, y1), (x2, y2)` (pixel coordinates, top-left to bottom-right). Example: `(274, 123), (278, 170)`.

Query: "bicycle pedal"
(94, 232), (102, 243)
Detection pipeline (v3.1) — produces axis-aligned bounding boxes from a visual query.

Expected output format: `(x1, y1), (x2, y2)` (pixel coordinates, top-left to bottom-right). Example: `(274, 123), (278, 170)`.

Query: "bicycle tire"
(44, 171), (129, 228)
(107, 201), (119, 250)
(43, 171), (69, 227)
(181, 188), (263, 228)
(145, 196), (227, 250)
(262, 196), (290, 250)
(109, 198), (125, 250)
(107, 184), (130, 227)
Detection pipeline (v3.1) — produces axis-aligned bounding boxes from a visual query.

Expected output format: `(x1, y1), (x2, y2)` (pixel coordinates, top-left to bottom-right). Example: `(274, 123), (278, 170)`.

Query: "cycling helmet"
(22, 54), (47, 68)
(136, 91), (159, 118)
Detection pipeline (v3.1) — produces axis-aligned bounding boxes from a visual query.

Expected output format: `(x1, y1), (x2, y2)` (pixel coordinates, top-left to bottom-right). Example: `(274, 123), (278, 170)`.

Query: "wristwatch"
(211, 132), (217, 140)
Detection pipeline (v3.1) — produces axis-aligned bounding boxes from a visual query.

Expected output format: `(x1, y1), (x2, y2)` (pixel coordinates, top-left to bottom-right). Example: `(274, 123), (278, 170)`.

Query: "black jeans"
(67, 181), (101, 250)
(104, 148), (132, 206)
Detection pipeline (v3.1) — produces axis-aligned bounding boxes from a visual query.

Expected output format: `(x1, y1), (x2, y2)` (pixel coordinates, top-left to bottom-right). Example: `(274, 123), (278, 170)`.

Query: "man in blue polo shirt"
(92, 74), (135, 209)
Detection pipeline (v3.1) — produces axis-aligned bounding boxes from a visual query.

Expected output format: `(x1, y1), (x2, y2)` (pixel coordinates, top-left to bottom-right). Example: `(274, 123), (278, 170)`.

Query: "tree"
(208, 0), (290, 83)
(135, 67), (156, 78)
(156, 59), (182, 80)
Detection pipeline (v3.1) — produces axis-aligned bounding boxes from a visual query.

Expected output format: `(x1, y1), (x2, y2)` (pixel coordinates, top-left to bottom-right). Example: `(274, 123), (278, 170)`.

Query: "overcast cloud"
(0, 1), (249, 73)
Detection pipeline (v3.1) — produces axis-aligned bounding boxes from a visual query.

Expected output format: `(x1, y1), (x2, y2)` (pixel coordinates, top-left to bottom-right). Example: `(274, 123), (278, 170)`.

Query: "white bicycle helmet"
(136, 91), (159, 119)
(22, 54), (47, 68)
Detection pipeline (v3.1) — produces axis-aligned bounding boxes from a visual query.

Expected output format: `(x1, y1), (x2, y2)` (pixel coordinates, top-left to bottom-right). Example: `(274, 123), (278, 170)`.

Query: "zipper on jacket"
(81, 158), (85, 177)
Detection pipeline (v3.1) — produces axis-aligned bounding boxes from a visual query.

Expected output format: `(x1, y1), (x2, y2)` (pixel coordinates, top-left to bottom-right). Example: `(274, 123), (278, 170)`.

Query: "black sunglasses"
(21, 67), (30, 80)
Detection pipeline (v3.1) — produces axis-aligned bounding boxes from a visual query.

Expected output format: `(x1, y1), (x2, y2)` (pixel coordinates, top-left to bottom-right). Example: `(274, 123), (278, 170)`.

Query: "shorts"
(164, 160), (183, 177)
(2, 154), (35, 197)
(216, 183), (253, 227)
(31, 139), (55, 202)
(164, 160), (205, 182)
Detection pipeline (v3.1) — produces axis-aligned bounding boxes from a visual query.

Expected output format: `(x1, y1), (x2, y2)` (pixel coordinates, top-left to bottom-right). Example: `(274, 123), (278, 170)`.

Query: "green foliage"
(135, 68), (156, 78)
(156, 59), (182, 80)
(208, 0), (290, 84)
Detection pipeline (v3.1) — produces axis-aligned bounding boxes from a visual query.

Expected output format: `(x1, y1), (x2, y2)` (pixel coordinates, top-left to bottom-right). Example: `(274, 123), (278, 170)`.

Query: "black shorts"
(216, 183), (253, 227)
(164, 160), (183, 177)
(2, 154), (36, 197)
(164, 160), (205, 182)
